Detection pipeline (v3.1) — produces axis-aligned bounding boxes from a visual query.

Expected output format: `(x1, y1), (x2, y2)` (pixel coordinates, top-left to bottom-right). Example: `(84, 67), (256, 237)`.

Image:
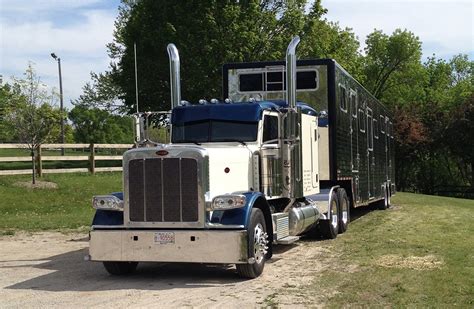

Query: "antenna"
(134, 42), (139, 113)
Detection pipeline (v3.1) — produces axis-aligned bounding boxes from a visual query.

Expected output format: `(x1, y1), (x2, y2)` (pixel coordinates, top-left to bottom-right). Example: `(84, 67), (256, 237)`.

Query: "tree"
(362, 29), (423, 101)
(77, 0), (361, 113)
(68, 105), (134, 144)
(0, 83), (23, 142)
(3, 64), (62, 183)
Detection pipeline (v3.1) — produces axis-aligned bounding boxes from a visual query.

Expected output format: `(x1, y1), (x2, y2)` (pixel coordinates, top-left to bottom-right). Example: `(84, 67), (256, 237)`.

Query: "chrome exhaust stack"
(285, 36), (300, 109)
(167, 43), (181, 110)
(280, 36), (303, 203)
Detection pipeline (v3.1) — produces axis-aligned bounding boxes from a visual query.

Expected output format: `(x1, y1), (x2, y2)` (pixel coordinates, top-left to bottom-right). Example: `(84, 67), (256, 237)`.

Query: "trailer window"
(339, 85), (347, 112)
(358, 109), (365, 132)
(266, 71), (285, 91)
(297, 71), (317, 89)
(239, 74), (263, 92)
(263, 115), (279, 143)
(374, 119), (379, 139)
(238, 70), (318, 93)
(350, 90), (357, 117)
(380, 115), (385, 134)
(368, 114), (374, 150)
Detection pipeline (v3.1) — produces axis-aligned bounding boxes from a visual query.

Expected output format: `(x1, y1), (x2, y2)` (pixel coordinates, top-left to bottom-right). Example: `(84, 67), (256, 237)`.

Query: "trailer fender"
(91, 192), (124, 226)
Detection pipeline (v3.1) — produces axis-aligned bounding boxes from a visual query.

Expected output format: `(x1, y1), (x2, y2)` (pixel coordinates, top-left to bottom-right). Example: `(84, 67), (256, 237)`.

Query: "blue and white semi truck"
(88, 37), (395, 278)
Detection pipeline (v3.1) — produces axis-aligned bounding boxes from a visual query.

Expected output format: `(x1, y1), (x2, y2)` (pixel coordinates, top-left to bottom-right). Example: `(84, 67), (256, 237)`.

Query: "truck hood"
(205, 146), (255, 199)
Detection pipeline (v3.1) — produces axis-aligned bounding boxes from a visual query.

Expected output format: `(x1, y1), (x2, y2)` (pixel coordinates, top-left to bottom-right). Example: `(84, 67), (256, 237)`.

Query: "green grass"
(0, 173), (122, 232)
(310, 193), (474, 307)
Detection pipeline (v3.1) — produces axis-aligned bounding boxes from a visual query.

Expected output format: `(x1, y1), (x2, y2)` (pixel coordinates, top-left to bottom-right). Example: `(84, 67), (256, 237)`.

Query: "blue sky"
(0, 0), (472, 109)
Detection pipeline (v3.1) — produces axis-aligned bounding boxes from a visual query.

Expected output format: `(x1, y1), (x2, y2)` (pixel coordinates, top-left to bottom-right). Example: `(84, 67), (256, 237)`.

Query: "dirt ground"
(0, 231), (331, 308)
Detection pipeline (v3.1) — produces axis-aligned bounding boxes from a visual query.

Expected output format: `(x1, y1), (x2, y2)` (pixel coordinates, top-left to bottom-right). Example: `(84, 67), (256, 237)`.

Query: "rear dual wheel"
(320, 188), (350, 239)
(378, 184), (391, 210)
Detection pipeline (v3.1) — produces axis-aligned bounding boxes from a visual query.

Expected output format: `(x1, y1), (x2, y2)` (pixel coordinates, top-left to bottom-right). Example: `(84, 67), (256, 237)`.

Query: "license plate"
(154, 232), (175, 244)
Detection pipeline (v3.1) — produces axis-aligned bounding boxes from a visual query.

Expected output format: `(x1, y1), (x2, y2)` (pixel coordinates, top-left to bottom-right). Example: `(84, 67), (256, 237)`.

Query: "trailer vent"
(128, 158), (199, 222)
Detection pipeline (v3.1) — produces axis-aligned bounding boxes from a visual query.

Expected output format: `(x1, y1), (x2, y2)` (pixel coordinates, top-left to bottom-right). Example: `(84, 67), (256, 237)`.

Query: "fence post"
(36, 145), (42, 177)
(89, 143), (95, 174)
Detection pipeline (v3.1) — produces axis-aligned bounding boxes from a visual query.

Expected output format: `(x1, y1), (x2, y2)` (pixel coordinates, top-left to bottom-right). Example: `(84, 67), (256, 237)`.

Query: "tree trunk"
(31, 150), (36, 185)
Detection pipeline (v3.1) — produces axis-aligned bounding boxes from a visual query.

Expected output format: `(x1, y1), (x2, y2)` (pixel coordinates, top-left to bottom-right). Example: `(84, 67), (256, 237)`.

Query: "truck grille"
(128, 158), (199, 222)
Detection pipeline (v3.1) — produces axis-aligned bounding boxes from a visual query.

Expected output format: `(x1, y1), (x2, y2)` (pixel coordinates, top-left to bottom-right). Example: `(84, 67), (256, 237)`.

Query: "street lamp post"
(51, 53), (65, 155)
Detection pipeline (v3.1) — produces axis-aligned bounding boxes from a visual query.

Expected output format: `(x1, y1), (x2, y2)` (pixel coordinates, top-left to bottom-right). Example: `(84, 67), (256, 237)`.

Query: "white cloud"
(322, 0), (473, 59)
(0, 2), (118, 109)
(0, 0), (104, 14)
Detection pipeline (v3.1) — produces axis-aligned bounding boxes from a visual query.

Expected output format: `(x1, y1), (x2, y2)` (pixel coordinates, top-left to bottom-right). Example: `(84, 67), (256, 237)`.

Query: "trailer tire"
(236, 208), (268, 279)
(378, 185), (390, 210)
(320, 191), (339, 239)
(103, 261), (138, 276)
(337, 189), (350, 233)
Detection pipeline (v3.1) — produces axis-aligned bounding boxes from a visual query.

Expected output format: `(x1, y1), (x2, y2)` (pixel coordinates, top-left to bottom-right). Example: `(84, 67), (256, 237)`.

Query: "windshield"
(172, 120), (258, 143)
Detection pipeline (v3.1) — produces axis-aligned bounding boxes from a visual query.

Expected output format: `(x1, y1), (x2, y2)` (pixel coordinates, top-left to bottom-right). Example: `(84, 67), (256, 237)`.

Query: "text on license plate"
(154, 232), (175, 244)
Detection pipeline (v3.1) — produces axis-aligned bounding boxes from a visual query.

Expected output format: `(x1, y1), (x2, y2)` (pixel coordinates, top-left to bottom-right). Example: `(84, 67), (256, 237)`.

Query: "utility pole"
(51, 52), (65, 155)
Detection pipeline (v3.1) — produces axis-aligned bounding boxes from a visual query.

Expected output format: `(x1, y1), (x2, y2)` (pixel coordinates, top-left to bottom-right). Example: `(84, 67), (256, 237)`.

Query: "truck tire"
(337, 189), (350, 233)
(103, 261), (138, 275)
(319, 191), (339, 239)
(236, 208), (268, 279)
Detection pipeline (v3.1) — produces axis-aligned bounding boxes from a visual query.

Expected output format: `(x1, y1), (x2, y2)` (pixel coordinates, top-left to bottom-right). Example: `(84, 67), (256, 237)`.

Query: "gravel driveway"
(0, 232), (332, 308)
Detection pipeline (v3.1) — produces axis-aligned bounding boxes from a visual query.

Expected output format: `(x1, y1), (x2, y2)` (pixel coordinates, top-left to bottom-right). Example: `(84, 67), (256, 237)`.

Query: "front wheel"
(236, 208), (268, 279)
(103, 261), (138, 275)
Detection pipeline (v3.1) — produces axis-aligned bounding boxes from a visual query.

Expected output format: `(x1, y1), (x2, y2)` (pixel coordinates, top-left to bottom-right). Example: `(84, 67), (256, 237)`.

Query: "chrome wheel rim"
(331, 200), (338, 229)
(253, 223), (268, 264)
(341, 198), (348, 225)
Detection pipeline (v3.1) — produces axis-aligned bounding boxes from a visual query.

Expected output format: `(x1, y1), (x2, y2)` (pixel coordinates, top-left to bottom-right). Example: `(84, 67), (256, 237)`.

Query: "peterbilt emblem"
(156, 150), (169, 156)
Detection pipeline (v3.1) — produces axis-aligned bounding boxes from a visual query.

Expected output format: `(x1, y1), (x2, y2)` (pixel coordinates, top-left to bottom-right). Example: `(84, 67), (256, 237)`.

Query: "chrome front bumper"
(89, 230), (248, 264)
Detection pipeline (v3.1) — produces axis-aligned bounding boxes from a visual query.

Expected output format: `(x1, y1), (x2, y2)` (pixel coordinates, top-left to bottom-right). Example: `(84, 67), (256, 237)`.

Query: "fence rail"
(0, 143), (133, 176)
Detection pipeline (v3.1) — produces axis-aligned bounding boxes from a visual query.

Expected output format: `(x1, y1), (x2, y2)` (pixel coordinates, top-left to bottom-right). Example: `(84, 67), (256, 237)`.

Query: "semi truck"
(88, 36), (395, 278)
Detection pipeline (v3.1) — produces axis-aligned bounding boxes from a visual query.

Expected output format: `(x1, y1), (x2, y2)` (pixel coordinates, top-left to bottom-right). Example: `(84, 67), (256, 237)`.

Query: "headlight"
(92, 195), (124, 211)
(211, 195), (246, 210)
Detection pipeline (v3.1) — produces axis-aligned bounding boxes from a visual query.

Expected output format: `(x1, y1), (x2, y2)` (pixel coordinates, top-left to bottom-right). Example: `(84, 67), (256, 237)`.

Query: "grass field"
(0, 173), (472, 306)
(0, 173), (122, 232)
(312, 193), (474, 307)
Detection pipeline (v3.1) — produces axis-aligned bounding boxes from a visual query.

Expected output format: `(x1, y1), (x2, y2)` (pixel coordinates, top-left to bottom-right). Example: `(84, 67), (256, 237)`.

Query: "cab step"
(276, 236), (300, 245)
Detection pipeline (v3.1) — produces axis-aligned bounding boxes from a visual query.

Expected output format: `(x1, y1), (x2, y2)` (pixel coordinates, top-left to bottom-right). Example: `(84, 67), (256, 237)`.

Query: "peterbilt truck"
(88, 36), (395, 278)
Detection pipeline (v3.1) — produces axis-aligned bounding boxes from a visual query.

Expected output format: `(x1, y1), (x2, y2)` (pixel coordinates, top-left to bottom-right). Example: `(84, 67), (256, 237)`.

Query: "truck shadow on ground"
(5, 247), (246, 292)
(5, 204), (383, 292)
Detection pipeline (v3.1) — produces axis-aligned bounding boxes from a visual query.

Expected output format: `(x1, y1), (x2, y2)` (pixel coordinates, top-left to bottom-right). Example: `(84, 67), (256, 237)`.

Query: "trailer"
(88, 36), (395, 278)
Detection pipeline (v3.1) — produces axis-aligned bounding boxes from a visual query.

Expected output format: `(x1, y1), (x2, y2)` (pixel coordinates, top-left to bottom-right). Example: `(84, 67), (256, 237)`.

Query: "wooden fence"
(0, 143), (133, 176)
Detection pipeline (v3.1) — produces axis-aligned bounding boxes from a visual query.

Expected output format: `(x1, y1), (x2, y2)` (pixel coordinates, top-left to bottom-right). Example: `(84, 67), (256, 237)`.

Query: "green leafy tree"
(68, 105), (134, 144)
(78, 0), (361, 113)
(362, 29), (423, 101)
(0, 83), (24, 142)
(3, 64), (62, 184)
